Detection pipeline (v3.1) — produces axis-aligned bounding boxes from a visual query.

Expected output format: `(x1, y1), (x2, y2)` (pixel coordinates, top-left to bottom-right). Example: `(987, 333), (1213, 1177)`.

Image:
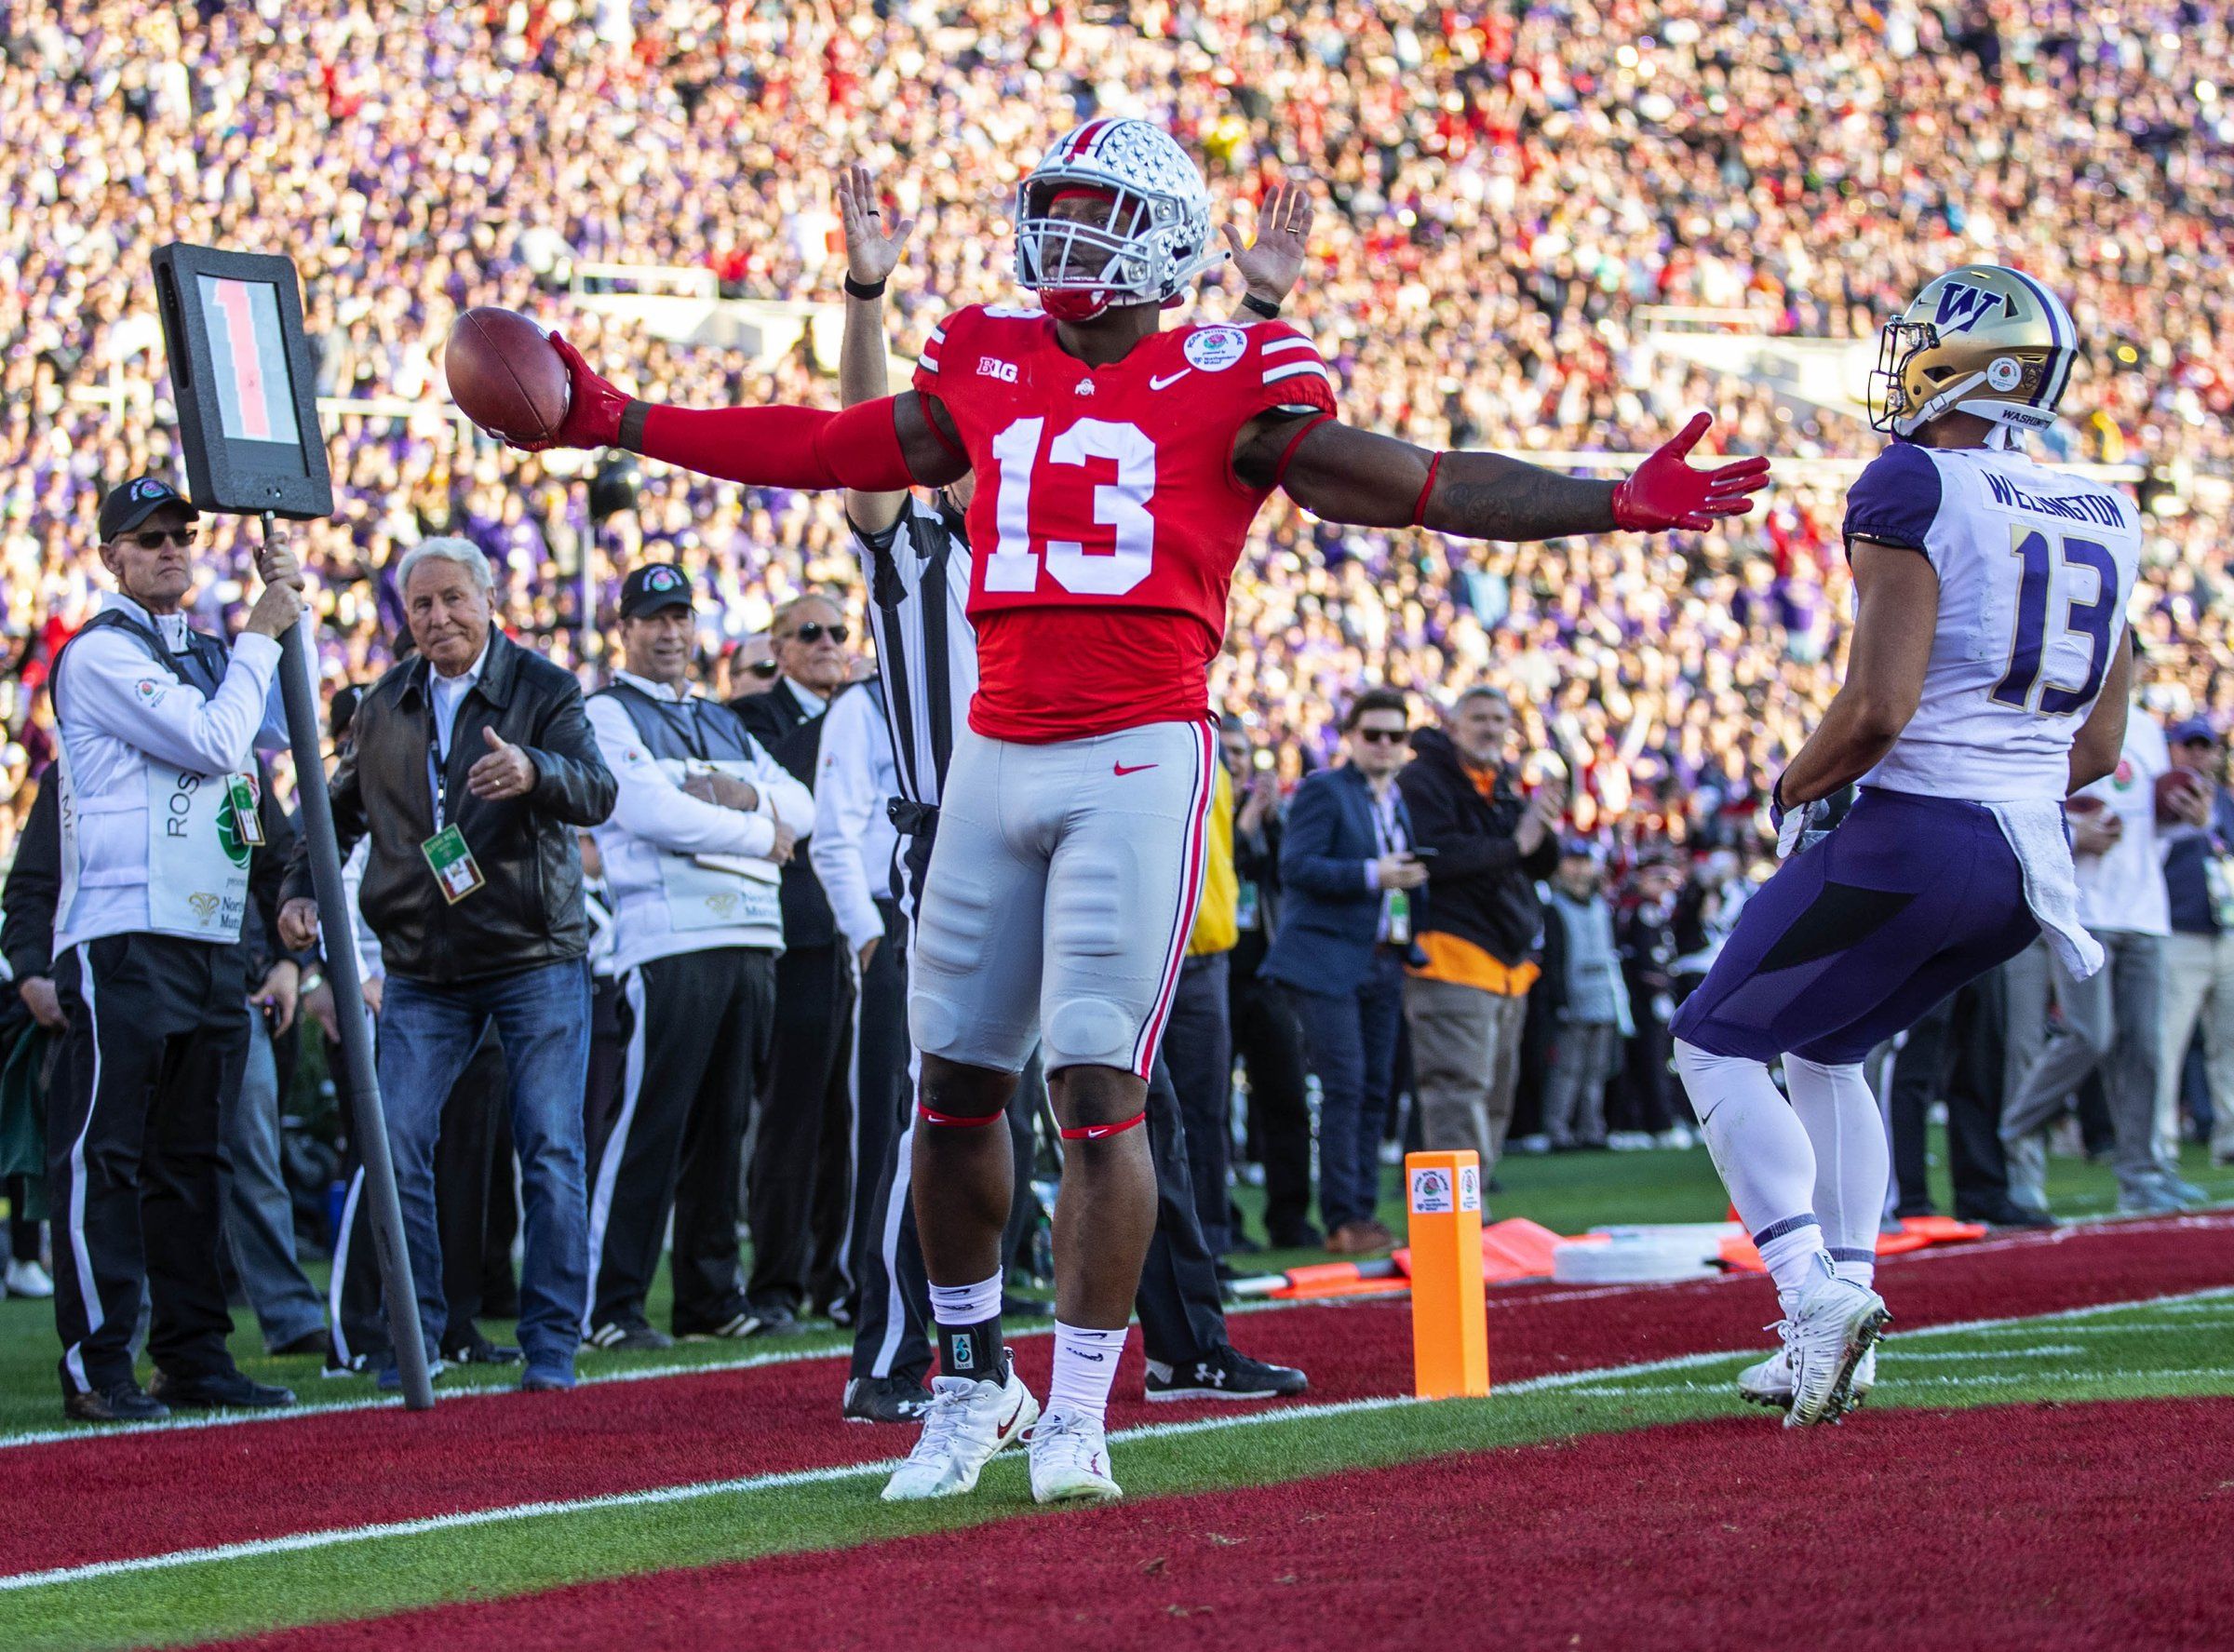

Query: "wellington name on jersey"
(914, 304), (1338, 743)
(1842, 440), (2142, 802)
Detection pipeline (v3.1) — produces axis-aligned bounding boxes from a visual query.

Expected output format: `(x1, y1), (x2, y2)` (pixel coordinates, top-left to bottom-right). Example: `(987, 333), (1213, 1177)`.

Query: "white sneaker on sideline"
(1738, 1335), (1875, 1411)
(4, 1259), (52, 1299)
(880, 1355), (1037, 1502)
(1029, 1405), (1123, 1504)
(1783, 1274), (1889, 1428)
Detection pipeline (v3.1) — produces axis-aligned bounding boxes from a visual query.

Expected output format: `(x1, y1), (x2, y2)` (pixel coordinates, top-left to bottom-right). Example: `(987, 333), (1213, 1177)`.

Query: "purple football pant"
(1671, 788), (2042, 1066)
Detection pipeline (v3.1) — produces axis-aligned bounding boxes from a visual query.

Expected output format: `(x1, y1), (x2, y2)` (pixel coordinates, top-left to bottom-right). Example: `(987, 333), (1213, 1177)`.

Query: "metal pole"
(264, 513), (434, 1410)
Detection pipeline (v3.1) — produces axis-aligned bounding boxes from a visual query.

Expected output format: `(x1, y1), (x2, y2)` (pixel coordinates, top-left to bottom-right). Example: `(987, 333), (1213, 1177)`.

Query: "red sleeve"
(909, 306), (973, 402)
(1235, 322), (1339, 424)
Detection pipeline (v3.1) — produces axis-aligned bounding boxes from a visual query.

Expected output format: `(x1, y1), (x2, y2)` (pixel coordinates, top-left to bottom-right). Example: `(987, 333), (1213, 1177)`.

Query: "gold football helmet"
(1868, 264), (2079, 438)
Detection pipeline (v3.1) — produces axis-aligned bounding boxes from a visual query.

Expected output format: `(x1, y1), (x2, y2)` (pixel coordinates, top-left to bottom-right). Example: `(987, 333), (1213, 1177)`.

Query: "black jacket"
(1394, 727), (1556, 966)
(284, 631), (616, 985)
(731, 678), (838, 950)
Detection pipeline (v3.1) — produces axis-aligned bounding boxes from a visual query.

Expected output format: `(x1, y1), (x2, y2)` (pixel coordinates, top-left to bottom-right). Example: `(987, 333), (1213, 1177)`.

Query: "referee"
(582, 563), (814, 1347)
(46, 477), (303, 1421)
(831, 166), (1307, 1420)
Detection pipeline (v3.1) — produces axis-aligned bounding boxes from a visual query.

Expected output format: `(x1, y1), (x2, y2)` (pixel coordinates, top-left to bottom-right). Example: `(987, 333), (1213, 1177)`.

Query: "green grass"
(0, 1133), (2226, 1442)
(8, 1286), (2229, 1650)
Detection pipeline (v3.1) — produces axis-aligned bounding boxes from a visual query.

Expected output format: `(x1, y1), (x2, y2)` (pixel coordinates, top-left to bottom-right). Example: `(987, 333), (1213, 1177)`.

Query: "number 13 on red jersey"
(984, 416), (1158, 598)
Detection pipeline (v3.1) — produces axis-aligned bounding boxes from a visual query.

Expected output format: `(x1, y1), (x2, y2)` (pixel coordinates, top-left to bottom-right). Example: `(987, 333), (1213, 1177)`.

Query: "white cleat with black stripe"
(1029, 1406), (1124, 1504)
(1738, 1337), (1876, 1412)
(1782, 1275), (1890, 1428)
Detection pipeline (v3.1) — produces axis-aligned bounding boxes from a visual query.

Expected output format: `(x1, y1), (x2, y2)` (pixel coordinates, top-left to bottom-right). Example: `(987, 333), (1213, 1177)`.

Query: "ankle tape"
(1058, 1109), (1146, 1141)
(916, 1103), (1004, 1128)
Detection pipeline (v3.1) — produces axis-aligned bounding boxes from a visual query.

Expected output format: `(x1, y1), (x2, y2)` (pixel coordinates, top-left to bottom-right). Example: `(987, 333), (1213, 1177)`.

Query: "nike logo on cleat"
(1001, 1396), (1027, 1432)
(1113, 761), (1156, 776)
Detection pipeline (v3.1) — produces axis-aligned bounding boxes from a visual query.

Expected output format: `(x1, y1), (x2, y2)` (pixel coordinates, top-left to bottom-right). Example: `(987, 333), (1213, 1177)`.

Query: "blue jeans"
(1284, 948), (1406, 1231)
(219, 1008), (327, 1350)
(377, 960), (592, 1366)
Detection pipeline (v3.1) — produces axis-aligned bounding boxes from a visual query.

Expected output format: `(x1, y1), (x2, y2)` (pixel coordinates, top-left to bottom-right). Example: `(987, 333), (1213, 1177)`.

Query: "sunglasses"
(1353, 727), (1409, 745)
(121, 529), (202, 550)
(746, 658), (781, 679)
(783, 622), (849, 646)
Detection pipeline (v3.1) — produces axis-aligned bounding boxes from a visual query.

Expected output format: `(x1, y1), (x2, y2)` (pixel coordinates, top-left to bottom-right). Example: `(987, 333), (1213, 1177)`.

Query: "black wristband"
(1239, 292), (1283, 320)
(843, 274), (888, 301)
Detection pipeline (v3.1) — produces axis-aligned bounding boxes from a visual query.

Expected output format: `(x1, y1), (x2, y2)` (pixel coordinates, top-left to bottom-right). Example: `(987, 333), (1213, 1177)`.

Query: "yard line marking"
(1883, 1345), (2085, 1362)
(8, 1284), (2229, 1596)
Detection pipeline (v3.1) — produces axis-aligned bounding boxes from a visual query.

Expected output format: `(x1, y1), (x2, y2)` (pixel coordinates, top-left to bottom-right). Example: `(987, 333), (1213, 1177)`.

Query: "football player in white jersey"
(1669, 265), (2143, 1426)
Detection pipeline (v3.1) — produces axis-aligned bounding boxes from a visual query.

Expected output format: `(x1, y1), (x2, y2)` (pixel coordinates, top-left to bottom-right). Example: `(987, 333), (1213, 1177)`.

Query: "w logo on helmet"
(1933, 282), (2013, 336)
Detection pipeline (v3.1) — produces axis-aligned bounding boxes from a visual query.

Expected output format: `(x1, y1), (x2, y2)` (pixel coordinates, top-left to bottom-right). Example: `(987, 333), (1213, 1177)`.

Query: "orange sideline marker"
(1405, 1150), (1488, 1399)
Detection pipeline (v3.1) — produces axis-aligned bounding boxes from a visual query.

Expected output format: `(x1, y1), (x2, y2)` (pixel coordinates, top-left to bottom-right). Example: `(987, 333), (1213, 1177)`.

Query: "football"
(443, 307), (571, 444)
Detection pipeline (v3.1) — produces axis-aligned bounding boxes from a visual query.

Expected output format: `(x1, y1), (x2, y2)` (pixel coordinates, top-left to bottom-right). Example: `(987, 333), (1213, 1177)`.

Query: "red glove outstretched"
(1610, 412), (1770, 532)
(509, 332), (631, 451)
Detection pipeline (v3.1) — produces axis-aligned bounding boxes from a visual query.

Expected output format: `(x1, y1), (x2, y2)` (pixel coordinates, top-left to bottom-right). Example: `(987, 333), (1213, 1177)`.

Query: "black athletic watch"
(1240, 292), (1282, 320)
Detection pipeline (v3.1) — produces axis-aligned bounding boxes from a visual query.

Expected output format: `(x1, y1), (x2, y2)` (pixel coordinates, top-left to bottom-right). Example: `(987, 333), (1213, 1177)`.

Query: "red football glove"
(1609, 412), (1770, 532)
(510, 331), (632, 451)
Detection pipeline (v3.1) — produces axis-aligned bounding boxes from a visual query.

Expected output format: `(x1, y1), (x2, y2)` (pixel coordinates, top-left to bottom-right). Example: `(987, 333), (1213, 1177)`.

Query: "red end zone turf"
(4, 1215), (2227, 1578)
(215, 1396), (2234, 1652)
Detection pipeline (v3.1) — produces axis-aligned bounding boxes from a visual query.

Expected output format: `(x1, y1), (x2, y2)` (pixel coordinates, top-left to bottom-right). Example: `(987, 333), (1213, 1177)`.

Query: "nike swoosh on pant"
(1113, 761), (1156, 776)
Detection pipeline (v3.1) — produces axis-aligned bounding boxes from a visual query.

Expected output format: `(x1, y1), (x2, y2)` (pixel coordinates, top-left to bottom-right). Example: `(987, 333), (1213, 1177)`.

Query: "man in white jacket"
(582, 563), (814, 1349)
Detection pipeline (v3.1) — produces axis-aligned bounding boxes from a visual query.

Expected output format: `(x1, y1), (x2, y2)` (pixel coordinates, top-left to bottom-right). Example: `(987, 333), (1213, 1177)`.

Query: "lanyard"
(427, 714), (452, 830)
(1369, 785), (1404, 855)
(655, 698), (711, 761)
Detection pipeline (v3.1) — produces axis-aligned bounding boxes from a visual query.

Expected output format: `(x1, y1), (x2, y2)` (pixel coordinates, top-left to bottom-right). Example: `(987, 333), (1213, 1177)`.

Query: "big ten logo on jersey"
(976, 357), (1018, 383)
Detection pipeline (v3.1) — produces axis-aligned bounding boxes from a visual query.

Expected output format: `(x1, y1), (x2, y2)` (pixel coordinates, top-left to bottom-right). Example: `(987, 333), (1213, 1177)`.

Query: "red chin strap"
(1039, 287), (1111, 322)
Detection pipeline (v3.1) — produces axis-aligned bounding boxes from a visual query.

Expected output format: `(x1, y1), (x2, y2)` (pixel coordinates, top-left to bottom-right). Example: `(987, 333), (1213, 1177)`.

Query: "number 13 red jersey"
(914, 305), (1338, 742)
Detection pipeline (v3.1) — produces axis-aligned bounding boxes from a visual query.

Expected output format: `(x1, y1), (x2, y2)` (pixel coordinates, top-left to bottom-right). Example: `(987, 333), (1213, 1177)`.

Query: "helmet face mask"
(1016, 119), (1224, 320)
(1867, 264), (2077, 440)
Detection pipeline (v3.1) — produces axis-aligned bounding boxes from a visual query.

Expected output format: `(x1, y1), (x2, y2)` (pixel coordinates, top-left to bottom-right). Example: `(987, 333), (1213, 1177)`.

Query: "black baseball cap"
(98, 477), (200, 542)
(620, 562), (694, 620)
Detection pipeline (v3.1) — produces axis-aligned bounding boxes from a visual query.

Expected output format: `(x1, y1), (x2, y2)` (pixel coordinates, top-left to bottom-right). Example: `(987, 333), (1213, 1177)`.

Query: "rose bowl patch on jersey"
(1182, 326), (1247, 371)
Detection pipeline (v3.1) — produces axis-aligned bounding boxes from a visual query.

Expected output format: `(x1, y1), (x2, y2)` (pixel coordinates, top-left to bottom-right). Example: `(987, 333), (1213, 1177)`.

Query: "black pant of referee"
(49, 933), (254, 1401)
(747, 941), (855, 1324)
(587, 947), (774, 1340)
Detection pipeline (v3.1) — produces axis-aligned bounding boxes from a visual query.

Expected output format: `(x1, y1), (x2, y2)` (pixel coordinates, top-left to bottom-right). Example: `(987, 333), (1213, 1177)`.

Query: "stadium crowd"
(1, 0), (2231, 1402)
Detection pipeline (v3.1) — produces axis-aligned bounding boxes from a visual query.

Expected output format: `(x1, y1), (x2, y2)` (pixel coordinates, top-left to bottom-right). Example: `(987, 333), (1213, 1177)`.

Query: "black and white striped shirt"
(849, 494), (976, 809)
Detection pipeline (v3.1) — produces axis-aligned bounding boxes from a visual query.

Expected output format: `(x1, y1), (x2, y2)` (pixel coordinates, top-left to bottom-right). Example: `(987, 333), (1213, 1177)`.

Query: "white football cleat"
(1029, 1406), (1124, 1505)
(879, 1355), (1038, 1503)
(4, 1259), (54, 1299)
(1739, 1336), (1875, 1411)
(1783, 1274), (1889, 1428)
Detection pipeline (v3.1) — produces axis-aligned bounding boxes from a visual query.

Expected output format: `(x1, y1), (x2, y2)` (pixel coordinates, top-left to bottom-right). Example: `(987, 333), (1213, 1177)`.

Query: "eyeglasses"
(782, 622), (849, 646)
(1353, 727), (1409, 745)
(122, 529), (202, 550)
(746, 659), (781, 679)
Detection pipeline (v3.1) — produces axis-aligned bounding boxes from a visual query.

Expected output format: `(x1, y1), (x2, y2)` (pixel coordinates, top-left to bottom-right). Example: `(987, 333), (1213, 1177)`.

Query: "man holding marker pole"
(45, 477), (303, 1422)
(278, 537), (617, 1394)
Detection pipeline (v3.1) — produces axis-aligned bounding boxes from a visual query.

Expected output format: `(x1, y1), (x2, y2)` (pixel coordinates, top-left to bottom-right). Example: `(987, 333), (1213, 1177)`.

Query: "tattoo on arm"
(1421, 452), (1619, 541)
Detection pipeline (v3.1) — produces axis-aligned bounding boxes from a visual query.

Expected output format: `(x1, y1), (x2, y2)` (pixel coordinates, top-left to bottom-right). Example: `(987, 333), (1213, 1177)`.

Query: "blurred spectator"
(1261, 688), (1426, 1254)
(1538, 842), (1630, 1151)
(1998, 702), (2188, 1217)
(1882, 972), (2048, 1227)
(1396, 687), (1561, 1183)
(2157, 718), (2234, 1165)
(1170, 749), (1241, 1259)
(1612, 854), (1690, 1149)
(278, 538), (616, 1392)
(730, 591), (857, 1332)
(1220, 718), (1317, 1249)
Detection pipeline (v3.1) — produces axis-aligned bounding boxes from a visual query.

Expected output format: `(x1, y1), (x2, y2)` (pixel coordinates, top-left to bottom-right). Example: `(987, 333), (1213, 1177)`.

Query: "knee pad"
(1043, 996), (1135, 1071)
(916, 1102), (1005, 1128)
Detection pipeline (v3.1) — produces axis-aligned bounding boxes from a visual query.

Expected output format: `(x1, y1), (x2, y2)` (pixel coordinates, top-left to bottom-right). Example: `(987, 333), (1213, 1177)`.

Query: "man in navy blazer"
(1260, 689), (1430, 1254)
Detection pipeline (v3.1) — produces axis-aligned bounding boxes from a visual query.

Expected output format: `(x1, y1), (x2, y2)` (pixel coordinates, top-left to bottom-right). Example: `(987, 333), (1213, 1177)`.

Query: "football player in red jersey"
(503, 119), (1769, 1503)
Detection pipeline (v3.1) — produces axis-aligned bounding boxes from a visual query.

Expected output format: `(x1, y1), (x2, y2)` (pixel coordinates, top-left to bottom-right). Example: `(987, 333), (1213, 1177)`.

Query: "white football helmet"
(1015, 119), (1225, 321)
(1868, 264), (2080, 439)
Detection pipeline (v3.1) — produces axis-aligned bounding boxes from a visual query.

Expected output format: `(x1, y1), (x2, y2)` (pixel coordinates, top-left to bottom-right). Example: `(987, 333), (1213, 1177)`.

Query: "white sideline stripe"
(1569, 1367), (2234, 1399)
(5, 1223), (2223, 1454)
(11, 1284), (2229, 1595)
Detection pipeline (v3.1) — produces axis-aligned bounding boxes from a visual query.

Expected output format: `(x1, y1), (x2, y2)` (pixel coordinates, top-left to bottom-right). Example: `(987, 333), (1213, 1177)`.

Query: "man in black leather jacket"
(279, 538), (615, 1392)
